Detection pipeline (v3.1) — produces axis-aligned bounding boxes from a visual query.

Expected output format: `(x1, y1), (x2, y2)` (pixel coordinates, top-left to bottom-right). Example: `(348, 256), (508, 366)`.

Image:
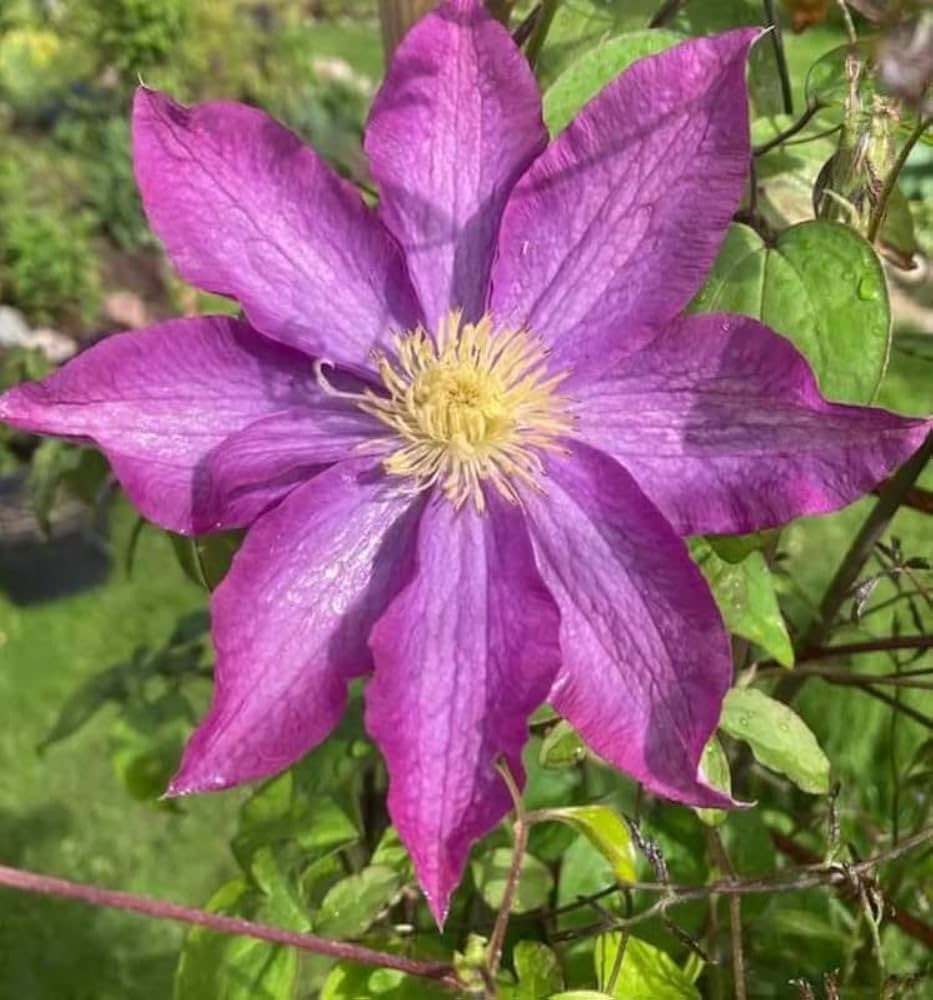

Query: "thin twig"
(487, 761), (529, 980)
(855, 685), (933, 729)
(771, 832), (933, 948)
(867, 117), (932, 243)
(649, 0), (688, 28)
(549, 826), (933, 942)
(753, 103), (823, 157)
(775, 434), (933, 704)
(873, 481), (933, 515)
(762, 0), (794, 115)
(708, 831), (747, 1000)
(835, 0), (858, 44)
(0, 864), (459, 987)
(798, 635), (933, 663)
(755, 663), (933, 690)
(522, 0), (558, 68)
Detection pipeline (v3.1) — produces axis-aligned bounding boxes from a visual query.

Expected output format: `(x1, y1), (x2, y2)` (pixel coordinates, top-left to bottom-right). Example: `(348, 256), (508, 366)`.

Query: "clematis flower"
(1, 0), (928, 922)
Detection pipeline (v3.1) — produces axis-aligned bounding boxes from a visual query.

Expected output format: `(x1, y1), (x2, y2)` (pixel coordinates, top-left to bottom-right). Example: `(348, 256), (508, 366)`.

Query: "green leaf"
(39, 661), (132, 751)
(691, 540), (794, 668)
(706, 531), (773, 564)
(26, 439), (85, 533)
(249, 847), (310, 932)
(543, 29), (684, 135)
(233, 736), (360, 867)
(534, 0), (659, 85)
(314, 865), (403, 939)
(108, 691), (192, 801)
(690, 221), (890, 404)
(595, 934), (700, 999)
(539, 720), (587, 769)
(322, 963), (449, 1000)
(720, 688), (831, 794)
(174, 879), (299, 1000)
(473, 848), (553, 914)
(510, 941), (564, 999)
(169, 530), (242, 590)
(695, 736), (732, 828)
(551, 994), (614, 999)
(538, 806), (637, 884)
(370, 826), (414, 880)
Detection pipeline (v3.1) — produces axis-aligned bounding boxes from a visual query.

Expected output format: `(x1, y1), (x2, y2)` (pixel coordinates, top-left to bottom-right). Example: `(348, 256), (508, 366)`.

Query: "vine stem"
(708, 831), (747, 1000)
(522, 0), (558, 68)
(797, 634), (933, 663)
(753, 103), (823, 157)
(487, 761), (529, 980)
(0, 864), (459, 988)
(549, 825), (933, 942)
(867, 116), (932, 243)
(775, 433), (933, 704)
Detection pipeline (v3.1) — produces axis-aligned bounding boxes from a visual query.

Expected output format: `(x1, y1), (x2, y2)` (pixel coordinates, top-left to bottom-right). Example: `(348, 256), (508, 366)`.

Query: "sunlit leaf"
(537, 805), (637, 884)
(543, 29), (684, 135)
(595, 934), (699, 999)
(314, 865), (403, 939)
(322, 962), (449, 1000)
(695, 736), (732, 828)
(509, 940), (564, 999)
(550, 993), (613, 999)
(720, 688), (831, 794)
(690, 221), (890, 403)
(174, 879), (299, 1000)
(691, 539), (794, 667)
(473, 848), (553, 914)
(535, 0), (659, 85)
(539, 720), (587, 769)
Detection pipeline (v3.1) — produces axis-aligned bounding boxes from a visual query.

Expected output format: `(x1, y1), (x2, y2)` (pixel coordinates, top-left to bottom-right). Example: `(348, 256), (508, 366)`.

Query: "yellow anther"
(358, 310), (571, 511)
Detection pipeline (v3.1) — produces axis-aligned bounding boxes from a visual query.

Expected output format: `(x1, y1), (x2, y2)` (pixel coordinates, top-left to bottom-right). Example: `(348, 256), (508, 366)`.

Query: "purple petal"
(169, 460), (420, 794)
(524, 442), (733, 807)
(489, 30), (756, 374)
(365, 0), (546, 327)
(573, 312), (932, 535)
(366, 494), (561, 924)
(133, 89), (421, 373)
(0, 316), (318, 534)
(197, 400), (385, 532)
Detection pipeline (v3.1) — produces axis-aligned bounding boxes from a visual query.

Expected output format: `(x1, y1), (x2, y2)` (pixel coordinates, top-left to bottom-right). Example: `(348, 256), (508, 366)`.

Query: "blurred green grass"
(0, 503), (240, 1000)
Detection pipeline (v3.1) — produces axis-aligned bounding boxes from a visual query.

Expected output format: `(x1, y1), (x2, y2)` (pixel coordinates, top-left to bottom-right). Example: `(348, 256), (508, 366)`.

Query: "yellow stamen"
(350, 310), (572, 512)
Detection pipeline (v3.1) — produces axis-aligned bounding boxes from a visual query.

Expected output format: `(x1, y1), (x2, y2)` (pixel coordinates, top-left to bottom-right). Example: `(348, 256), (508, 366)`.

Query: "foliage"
(0, 156), (101, 328)
(0, 2), (931, 999)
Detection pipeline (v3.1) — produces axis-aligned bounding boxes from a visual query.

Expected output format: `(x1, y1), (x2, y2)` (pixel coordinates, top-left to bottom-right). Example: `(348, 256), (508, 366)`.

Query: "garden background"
(0, 1), (931, 998)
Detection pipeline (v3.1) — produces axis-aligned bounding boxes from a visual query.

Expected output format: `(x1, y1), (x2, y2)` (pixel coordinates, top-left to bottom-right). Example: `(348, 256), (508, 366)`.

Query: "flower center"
(359, 310), (571, 511)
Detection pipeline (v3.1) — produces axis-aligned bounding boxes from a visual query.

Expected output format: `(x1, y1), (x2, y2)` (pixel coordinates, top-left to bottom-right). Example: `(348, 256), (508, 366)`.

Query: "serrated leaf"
(539, 720), (587, 769)
(538, 805), (637, 884)
(543, 29), (684, 135)
(720, 688), (830, 794)
(174, 879), (298, 1000)
(595, 934), (700, 999)
(314, 865), (403, 939)
(690, 221), (890, 404)
(691, 540), (794, 667)
(473, 848), (553, 914)
(695, 737), (731, 828)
